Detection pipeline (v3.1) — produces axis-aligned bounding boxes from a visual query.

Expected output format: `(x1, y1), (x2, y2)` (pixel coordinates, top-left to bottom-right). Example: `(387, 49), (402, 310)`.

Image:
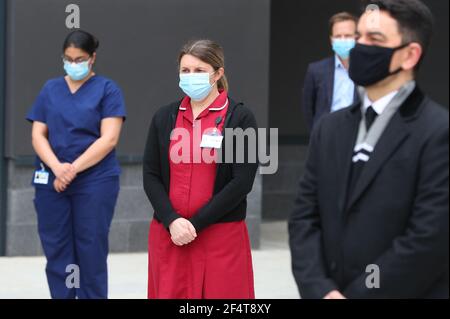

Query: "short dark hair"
(364, 0), (434, 57)
(329, 12), (358, 36)
(63, 30), (99, 56)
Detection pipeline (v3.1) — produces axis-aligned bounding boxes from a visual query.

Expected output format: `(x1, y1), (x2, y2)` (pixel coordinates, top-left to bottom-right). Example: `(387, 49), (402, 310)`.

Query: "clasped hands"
(53, 163), (77, 193)
(169, 218), (197, 247)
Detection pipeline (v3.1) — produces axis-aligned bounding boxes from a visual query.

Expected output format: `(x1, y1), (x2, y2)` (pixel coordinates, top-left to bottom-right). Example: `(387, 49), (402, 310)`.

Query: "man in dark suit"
(289, 0), (449, 299)
(303, 12), (359, 132)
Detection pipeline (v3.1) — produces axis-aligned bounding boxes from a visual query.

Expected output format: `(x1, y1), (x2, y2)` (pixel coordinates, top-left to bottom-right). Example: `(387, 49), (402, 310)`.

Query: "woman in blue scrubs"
(26, 30), (126, 299)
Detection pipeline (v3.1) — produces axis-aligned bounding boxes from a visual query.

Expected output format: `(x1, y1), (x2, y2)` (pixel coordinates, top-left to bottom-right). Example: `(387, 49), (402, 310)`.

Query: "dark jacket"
(302, 56), (359, 132)
(143, 98), (259, 233)
(289, 87), (449, 299)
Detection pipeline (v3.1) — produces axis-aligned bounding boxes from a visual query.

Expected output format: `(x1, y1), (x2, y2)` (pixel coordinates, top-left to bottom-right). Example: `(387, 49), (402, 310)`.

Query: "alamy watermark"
(169, 123), (279, 175)
(65, 264), (80, 289)
(365, 264), (381, 289)
(66, 4), (80, 29)
(365, 4), (381, 30)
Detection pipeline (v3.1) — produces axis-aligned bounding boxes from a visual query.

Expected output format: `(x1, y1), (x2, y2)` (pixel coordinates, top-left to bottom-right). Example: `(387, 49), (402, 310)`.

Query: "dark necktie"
(348, 106), (378, 202)
(365, 106), (378, 131)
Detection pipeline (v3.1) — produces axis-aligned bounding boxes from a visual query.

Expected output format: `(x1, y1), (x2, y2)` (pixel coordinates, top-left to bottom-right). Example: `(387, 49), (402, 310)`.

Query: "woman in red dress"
(143, 39), (259, 299)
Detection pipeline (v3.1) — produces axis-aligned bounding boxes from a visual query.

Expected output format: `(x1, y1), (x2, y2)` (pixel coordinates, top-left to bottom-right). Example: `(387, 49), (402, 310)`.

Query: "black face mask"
(349, 43), (410, 87)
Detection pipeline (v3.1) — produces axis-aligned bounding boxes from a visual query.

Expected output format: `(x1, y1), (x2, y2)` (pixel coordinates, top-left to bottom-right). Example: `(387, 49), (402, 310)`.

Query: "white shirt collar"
(179, 98), (229, 111)
(363, 90), (399, 115)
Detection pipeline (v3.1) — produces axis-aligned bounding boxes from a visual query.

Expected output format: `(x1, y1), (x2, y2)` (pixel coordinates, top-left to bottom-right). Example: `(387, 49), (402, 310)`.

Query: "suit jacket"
(302, 56), (359, 132)
(289, 86), (449, 299)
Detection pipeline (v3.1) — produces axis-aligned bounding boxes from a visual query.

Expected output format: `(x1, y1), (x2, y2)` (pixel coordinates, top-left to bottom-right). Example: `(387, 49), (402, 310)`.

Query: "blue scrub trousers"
(33, 176), (119, 299)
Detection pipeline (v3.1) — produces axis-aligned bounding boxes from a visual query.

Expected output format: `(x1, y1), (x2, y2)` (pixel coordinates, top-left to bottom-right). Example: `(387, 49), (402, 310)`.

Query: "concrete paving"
(0, 222), (299, 299)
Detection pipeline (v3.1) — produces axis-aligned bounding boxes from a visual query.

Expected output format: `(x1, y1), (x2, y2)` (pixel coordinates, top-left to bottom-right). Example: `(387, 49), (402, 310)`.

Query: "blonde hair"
(178, 39), (229, 91)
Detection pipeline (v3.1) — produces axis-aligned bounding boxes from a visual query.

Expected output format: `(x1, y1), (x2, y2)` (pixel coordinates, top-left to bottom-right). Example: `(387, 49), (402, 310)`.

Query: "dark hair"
(329, 12), (358, 35)
(364, 0), (434, 58)
(178, 39), (229, 91)
(63, 30), (99, 56)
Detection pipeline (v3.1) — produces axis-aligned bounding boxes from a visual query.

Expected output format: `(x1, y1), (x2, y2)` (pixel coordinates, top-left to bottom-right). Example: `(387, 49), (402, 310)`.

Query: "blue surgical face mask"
(332, 38), (356, 60)
(64, 60), (91, 81)
(179, 72), (215, 101)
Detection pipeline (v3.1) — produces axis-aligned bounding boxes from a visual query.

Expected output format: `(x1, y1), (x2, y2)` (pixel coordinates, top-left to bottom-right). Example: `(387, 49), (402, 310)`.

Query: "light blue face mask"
(332, 39), (356, 60)
(64, 60), (91, 81)
(179, 72), (215, 101)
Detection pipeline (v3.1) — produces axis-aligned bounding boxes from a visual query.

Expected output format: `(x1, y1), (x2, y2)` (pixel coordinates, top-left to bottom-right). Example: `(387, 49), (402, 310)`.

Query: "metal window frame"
(0, 0), (7, 256)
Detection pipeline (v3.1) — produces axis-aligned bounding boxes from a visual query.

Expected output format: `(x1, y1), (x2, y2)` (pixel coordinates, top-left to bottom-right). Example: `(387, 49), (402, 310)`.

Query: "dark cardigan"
(143, 98), (259, 233)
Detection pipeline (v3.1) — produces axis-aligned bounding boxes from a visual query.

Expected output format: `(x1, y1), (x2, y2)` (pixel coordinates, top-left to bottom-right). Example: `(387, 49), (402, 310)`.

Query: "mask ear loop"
(389, 43), (411, 76)
(394, 42), (411, 51)
(212, 68), (226, 90)
(210, 70), (218, 87)
(88, 56), (95, 68)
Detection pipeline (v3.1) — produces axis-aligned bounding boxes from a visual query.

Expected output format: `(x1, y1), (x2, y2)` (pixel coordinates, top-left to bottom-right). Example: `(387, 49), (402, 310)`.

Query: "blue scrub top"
(26, 75), (127, 187)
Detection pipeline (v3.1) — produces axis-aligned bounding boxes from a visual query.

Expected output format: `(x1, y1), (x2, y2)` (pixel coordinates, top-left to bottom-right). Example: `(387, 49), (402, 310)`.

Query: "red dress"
(148, 91), (255, 299)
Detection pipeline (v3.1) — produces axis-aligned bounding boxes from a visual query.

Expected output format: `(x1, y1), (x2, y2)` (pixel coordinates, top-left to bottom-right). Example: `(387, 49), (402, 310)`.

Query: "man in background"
(302, 12), (359, 132)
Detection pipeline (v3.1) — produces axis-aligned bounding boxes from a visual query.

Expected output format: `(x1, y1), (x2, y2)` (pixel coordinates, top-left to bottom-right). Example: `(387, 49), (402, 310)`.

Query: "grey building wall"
(3, 0), (270, 256)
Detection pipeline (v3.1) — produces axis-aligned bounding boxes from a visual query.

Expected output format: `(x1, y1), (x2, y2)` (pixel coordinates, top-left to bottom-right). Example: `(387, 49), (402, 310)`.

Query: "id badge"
(200, 128), (223, 149)
(34, 163), (49, 185)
